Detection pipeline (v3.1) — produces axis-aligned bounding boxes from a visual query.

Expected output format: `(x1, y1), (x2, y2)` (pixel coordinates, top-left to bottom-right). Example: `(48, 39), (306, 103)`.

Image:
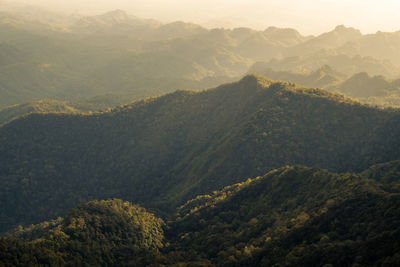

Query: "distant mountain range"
(1, 8), (400, 110)
(249, 64), (400, 107)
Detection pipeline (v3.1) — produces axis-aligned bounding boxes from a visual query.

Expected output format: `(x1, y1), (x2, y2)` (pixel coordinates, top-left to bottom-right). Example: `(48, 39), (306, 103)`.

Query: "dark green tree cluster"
(1, 199), (165, 266)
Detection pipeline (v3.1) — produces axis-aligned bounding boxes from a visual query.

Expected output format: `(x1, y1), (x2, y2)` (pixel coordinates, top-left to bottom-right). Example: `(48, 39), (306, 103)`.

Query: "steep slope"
(170, 165), (400, 266)
(1, 75), (400, 232)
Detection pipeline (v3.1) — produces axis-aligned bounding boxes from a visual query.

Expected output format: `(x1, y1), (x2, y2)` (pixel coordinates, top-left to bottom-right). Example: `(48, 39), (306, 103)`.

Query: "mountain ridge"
(1, 75), (400, 233)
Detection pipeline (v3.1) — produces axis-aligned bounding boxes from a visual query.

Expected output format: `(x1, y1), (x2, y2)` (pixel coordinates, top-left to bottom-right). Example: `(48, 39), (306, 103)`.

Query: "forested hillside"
(1, 165), (399, 266)
(1, 75), (400, 233)
(2, 3), (400, 266)
(170, 165), (400, 266)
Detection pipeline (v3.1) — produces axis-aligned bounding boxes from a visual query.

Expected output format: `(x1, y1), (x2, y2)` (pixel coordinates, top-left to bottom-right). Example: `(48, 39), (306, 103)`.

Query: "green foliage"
(1, 199), (165, 266)
(168, 166), (400, 266)
(1, 75), (400, 233)
(1, 165), (399, 266)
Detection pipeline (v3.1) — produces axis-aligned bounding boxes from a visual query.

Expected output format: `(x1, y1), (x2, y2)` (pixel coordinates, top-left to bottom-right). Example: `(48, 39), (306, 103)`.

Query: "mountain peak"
(334, 24), (346, 31)
(240, 74), (275, 87)
(333, 24), (361, 34)
(102, 9), (129, 18)
(98, 9), (131, 22)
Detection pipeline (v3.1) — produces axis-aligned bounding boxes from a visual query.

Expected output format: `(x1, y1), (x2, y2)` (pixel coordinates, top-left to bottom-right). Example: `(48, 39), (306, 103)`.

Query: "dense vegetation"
(1, 75), (400, 233)
(1, 165), (399, 266)
(170, 165), (400, 266)
(0, 199), (165, 266)
(1, 5), (400, 266)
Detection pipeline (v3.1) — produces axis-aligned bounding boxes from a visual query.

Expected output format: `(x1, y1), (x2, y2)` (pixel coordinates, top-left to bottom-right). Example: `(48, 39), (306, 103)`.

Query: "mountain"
(264, 26), (312, 46)
(248, 64), (346, 88)
(0, 7), (74, 33)
(169, 165), (400, 266)
(251, 50), (400, 78)
(287, 25), (362, 56)
(71, 9), (160, 36)
(154, 21), (208, 40)
(0, 94), (138, 125)
(229, 27), (310, 61)
(0, 100), (79, 125)
(249, 64), (400, 107)
(1, 75), (400, 233)
(3, 9), (400, 110)
(339, 30), (400, 65)
(2, 165), (399, 266)
(0, 10), (250, 109)
(337, 72), (393, 97)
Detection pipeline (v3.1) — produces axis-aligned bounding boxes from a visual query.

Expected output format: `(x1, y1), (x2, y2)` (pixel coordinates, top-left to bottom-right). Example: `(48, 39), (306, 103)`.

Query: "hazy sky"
(6, 0), (400, 35)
